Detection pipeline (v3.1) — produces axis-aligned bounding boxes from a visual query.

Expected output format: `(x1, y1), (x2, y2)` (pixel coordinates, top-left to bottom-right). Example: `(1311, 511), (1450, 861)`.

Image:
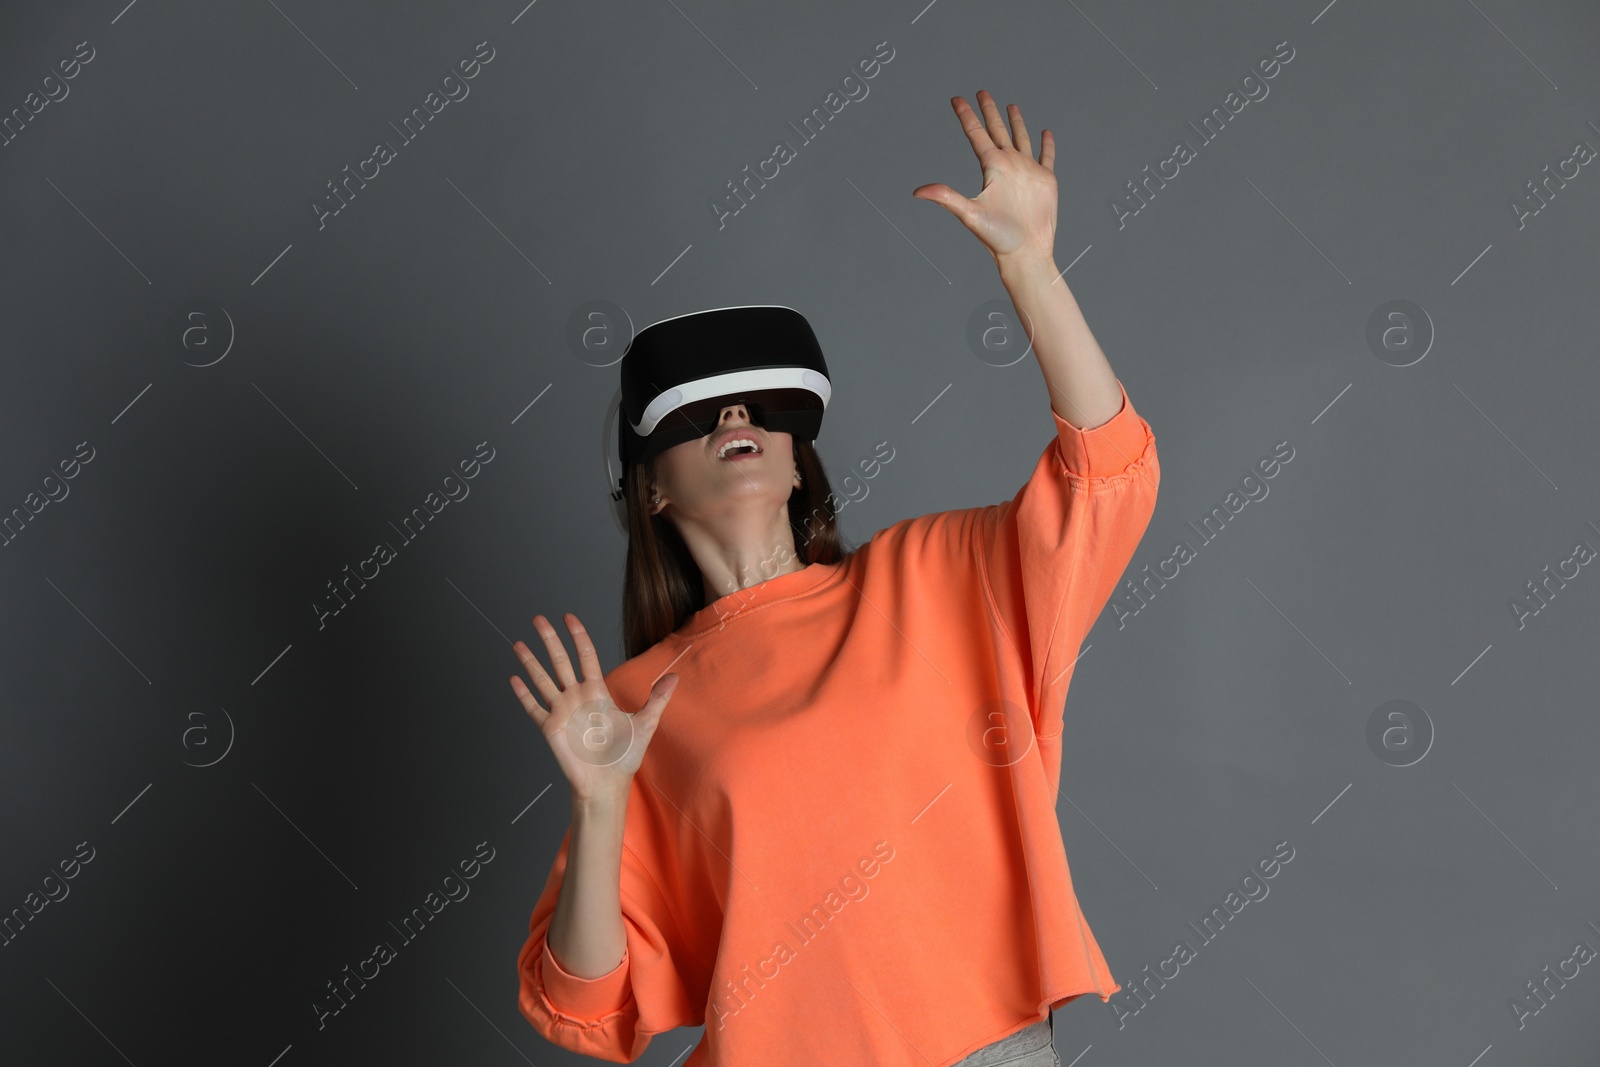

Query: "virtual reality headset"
(615, 305), (832, 490)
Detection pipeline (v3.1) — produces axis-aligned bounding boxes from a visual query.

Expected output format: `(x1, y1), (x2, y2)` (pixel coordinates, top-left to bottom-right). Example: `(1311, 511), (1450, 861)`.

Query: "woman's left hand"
(913, 90), (1058, 267)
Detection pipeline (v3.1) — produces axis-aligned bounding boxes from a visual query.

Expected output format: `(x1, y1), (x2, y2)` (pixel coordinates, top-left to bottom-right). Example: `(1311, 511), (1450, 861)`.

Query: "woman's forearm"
(545, 790), (629, 978)
(997, 251), (1124, 432)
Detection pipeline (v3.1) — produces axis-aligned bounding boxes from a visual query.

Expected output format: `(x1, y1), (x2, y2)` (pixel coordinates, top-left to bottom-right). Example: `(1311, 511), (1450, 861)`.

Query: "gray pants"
(950, 1013), (1059, 1067)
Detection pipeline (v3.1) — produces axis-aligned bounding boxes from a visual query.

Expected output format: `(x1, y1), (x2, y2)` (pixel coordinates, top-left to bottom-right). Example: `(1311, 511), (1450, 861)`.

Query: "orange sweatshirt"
(516, 378), (1159, 1065)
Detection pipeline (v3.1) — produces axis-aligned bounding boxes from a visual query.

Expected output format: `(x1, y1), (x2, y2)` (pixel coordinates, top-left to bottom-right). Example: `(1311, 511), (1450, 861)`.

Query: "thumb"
(636, 672), (679, 728)
(912, 182), (984, 235)
(912, 182), (973, 219)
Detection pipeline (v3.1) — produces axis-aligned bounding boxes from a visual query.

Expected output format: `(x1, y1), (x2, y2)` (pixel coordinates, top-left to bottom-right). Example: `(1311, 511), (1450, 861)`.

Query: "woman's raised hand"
(510, 613), (679, 803)
(912, 90), (1058, 267)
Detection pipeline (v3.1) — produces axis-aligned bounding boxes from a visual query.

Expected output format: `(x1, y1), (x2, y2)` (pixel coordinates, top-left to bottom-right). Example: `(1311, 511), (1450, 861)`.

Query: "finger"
(1040, 129), (1055, 172)
(564, 612), (604, 683)
(950, 96), (999, 164)
(1006, 103), (1032, 159)
(912, 181), (961, 203)
(911, 182), (979, 230)
(509, 673), (549, 726)
(634, 673), (679, 731)
(532, 614), (580, 689)
(976, 90), (1013, 149)
(650, 671), (680, 705)
(512, 637), (560, 706)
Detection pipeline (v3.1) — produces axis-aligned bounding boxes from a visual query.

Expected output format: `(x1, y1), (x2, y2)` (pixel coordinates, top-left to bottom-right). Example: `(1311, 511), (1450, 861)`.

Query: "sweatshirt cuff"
(540, 941), (631, 1019)
(1051, 378), (1150, 481)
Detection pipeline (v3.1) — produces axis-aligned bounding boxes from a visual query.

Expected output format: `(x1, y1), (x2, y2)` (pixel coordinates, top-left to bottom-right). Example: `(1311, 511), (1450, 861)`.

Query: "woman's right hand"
(509, 612), (679, 803)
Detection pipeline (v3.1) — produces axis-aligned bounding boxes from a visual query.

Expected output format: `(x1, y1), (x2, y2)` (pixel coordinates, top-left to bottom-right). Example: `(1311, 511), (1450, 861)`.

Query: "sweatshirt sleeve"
(974, 378), (1159, 791)
(515, 780), (706, 1062)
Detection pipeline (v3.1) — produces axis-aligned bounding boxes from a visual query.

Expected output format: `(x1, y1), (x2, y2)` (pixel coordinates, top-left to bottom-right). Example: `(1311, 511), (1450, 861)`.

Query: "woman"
(511, 91), (1160, 1066)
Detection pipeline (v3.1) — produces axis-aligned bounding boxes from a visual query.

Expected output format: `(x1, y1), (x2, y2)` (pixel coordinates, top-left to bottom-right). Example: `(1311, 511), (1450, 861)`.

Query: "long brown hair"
(619, 438), (855, 659)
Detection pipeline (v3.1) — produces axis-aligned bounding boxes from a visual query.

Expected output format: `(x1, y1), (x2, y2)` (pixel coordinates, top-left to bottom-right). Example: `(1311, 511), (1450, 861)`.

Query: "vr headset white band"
(633, 366), (833, 436)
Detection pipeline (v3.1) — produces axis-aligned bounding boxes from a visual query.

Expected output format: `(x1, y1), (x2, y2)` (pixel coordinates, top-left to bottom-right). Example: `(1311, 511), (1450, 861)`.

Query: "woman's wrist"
(572, 785), (629, 820)
(995, 248), (1060, 288)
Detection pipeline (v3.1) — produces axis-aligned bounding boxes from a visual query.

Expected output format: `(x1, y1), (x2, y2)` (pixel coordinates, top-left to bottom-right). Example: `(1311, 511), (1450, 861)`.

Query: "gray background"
(2, 0), (1597, 1064)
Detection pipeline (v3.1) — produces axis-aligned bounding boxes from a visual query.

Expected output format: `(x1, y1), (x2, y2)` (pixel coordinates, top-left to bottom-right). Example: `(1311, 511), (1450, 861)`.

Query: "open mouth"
(716, 436), (763, 460)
